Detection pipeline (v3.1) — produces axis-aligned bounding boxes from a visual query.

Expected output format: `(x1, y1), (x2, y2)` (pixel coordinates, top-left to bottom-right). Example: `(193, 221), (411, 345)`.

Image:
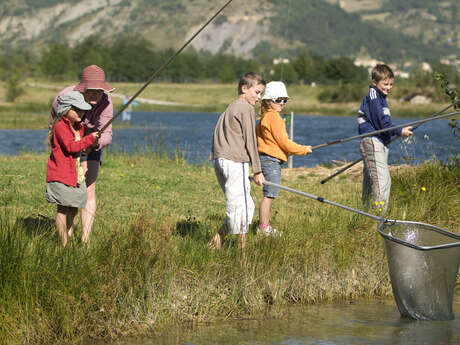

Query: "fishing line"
(99, 0), (234, 133)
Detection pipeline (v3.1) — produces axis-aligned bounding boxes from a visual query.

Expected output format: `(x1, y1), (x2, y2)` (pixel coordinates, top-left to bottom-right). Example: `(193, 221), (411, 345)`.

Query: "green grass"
(0, 150), (459, 344)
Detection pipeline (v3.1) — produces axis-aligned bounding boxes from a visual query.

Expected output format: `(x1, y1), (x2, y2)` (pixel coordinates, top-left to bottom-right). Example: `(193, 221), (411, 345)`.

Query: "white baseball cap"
(262, 81), (289, 100)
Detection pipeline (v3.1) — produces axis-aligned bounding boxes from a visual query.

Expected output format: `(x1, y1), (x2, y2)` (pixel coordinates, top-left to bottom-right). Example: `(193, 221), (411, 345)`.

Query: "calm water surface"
(1, 111), (458, 167)
(92, 297), (460, 345)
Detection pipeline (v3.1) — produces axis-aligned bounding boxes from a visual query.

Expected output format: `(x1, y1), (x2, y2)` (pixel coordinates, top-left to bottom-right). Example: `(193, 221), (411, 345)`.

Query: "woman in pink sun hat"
(49, 65), (115, 244)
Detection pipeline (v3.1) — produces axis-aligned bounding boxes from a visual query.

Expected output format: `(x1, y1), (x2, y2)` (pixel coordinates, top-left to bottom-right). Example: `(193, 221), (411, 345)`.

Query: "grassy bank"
(0, 80), (453, 129)
(0, 150), (459, 344)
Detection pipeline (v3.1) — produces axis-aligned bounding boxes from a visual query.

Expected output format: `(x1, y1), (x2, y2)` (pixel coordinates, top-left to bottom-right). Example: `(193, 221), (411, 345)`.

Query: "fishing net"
(378, 220), (460, 320)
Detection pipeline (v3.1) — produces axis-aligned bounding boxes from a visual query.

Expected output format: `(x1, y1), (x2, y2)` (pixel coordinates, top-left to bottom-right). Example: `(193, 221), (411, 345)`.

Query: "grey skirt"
(45, 181), (87, 208)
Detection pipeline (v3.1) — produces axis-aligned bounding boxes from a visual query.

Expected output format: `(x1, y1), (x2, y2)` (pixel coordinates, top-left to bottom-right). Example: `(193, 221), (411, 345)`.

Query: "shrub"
(5, 73), (24, 102)
(317, 83), (366, 103)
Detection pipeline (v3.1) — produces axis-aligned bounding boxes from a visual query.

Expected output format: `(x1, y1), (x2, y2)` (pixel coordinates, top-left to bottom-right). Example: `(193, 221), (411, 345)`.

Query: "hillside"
(0, 0), (458, 63)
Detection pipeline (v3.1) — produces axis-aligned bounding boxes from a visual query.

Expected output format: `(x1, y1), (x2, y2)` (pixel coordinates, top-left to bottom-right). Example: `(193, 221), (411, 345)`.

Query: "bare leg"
(237, 233), (246, 250)
(66, 207), (78, 239)
(259, 196), (274, 226)
(208, 223), (227, 250)
(81, 160), (99, 243)
(56, 205), (69, 247)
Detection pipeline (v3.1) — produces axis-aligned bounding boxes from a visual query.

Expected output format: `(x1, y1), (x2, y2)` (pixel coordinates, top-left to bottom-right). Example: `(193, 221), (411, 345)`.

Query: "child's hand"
(305, 145), (313, 154)
(253, 172), (265, 186)
(92, 131), (101, 140)
(401, 126), (413, 137)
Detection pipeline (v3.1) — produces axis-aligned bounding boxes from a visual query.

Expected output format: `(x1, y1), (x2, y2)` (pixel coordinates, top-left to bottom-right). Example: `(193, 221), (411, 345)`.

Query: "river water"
(91, 297), (460, 345)
(1, 111), (458, 167)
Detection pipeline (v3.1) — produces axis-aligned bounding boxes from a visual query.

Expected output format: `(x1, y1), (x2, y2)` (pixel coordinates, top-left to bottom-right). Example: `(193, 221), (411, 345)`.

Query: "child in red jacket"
(46, 91), (100, 246)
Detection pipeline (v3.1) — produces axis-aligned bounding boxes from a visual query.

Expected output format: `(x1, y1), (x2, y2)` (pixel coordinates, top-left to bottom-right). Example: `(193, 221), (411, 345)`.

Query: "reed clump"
(0, 152), (458, 344)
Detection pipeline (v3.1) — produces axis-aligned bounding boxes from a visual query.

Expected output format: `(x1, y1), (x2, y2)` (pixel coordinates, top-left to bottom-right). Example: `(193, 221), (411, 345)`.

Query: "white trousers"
(360, 137), (390, 211)
(214, 158), (254, 235)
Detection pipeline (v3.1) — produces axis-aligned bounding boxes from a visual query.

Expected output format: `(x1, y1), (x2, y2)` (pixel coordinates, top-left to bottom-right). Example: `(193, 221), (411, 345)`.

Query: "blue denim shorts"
(260, 154), (283, 198)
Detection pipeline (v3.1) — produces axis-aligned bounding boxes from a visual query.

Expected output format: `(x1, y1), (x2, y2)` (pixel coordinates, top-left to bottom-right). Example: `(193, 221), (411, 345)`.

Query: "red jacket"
(46, 118), (97, 187)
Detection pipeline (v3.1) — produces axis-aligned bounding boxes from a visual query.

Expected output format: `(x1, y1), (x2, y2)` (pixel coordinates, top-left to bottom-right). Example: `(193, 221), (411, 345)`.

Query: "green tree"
(291, 51), (325, 84)
(39, 43), (75, 79)
(323, 57), (367, 84)
(0, 48), (36, 80)
(272, 63), (298, 85)
(218, 63), (235, 83)
(435, 64), (459, 141)
(72, 36), (112, 74)
(5, 73), (24, 102)
(162, 49), (203, 83)
(107, 36), (159, 82)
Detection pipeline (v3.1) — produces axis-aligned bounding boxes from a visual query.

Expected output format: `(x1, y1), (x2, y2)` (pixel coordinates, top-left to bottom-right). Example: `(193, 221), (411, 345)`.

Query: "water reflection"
(99, 297), (460, 345)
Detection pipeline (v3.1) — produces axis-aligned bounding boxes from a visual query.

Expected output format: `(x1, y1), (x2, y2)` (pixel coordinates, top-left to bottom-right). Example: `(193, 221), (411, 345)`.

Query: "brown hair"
(371, 64), (394, 82)
(257, 99), (273, 120)
(238, 72), (265, 95)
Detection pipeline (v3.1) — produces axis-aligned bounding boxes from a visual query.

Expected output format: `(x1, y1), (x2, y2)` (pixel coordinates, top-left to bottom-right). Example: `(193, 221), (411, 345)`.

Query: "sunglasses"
(71, 106), (87, 116)
(273, 98), (288, 104)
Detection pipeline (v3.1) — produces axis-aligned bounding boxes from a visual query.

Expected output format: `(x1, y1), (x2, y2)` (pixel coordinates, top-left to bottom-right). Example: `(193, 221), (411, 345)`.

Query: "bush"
(317, 83), (366, 103)
(5, 74), (24, 102)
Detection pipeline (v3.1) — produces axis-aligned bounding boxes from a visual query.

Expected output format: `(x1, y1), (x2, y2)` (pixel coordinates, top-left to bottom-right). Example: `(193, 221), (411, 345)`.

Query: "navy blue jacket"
(357, 85), (401, 146)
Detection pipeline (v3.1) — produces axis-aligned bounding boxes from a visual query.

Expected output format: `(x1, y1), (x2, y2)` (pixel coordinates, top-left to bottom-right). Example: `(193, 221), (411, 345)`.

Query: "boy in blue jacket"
(358, 64), (412, 212)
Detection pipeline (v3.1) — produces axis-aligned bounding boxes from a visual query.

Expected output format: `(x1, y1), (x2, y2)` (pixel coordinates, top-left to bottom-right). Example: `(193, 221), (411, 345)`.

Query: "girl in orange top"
(256, 81), (312, 236)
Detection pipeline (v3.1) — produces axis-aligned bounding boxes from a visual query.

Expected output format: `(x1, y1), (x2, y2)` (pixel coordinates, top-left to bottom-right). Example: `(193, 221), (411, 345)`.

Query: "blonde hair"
(257, 99), (273, 120)
(47, 116), (63, 147)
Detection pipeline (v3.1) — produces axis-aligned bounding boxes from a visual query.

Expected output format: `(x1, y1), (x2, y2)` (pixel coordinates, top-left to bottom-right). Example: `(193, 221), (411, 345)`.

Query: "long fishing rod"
(311, 110), (460, 151)
(248, 176), (381, 221)
(99, 0), (234, 133)
(258, 180), (460, 250)
(319, 100), (460, 184)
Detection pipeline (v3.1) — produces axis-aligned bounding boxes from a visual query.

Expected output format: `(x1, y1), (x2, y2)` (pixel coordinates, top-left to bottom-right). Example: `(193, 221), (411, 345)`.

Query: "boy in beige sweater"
(210, 72), (266, 250)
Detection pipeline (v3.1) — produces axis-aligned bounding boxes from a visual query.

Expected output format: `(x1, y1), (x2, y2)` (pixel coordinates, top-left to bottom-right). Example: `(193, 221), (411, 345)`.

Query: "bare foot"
(207, 233), (222, 250)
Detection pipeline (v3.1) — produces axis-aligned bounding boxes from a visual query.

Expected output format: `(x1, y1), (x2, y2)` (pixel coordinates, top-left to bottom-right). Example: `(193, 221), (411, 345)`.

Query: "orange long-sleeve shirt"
(256, 109), (308, 162)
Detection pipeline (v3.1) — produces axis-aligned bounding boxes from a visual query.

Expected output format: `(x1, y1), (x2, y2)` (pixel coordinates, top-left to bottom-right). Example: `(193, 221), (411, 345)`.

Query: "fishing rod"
(310, 110), (460, 151)
(259, 180), (460, 251)
(319, 100), (460, 184)
(99, 0), (234, 134)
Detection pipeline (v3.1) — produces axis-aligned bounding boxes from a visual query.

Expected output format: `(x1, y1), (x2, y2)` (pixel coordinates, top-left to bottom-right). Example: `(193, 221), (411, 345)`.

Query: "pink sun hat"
(74, 65), (115, 93)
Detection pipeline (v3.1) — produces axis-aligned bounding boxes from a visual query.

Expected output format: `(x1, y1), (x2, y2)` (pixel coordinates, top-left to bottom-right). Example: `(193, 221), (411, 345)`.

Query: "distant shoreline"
(0, 80), (453, 130)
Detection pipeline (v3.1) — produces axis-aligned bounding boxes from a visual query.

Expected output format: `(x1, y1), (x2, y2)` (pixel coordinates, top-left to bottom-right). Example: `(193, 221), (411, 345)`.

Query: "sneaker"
(257, 225), (282, 237)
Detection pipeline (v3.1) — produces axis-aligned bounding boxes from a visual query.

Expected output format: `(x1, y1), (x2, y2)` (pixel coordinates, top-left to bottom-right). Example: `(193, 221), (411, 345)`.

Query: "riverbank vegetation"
(1, 34), (459, 110)
(0, 79), (455, 130)
(1, 150), (458, 344)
